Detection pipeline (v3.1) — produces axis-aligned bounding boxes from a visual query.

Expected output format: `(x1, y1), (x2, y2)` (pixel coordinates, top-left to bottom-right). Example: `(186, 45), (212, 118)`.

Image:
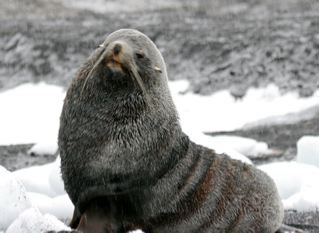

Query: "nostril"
(113, 43), (122, 55)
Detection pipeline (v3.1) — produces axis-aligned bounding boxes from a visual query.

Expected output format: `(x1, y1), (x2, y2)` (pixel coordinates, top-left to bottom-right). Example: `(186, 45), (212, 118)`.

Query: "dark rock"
(207, 107), (319, 165)
(0, 0), (319, 96)
(0, 144), (56, 171)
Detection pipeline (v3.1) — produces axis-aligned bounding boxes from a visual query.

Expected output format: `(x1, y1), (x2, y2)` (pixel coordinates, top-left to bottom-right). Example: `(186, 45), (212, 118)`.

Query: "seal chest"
(58, 29), (283, 233)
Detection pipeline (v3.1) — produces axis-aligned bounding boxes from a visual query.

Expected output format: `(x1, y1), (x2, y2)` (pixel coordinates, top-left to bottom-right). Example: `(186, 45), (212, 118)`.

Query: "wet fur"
(58, 29), (283, 233)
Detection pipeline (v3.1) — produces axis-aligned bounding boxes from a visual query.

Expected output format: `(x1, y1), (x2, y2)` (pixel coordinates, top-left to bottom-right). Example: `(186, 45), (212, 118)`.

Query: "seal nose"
(113, 43), (122, 56)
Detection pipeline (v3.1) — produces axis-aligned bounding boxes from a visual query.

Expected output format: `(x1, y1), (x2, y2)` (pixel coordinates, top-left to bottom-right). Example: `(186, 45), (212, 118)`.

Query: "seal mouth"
(81, 41), (148, 99)
(106, 59), (123, 73)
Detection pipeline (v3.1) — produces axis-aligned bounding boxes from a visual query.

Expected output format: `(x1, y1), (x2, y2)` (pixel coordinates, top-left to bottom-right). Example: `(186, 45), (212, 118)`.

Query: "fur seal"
(58, 29), (284, 233)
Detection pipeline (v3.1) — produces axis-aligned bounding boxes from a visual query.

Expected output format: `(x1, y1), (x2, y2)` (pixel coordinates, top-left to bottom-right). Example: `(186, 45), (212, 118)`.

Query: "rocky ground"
(0, 0), (319, 232)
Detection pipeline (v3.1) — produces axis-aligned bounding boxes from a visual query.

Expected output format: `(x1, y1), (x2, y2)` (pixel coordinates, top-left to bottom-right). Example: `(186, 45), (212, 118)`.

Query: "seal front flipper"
(71, 194), (151, 233)
(74, 197), (126, 233)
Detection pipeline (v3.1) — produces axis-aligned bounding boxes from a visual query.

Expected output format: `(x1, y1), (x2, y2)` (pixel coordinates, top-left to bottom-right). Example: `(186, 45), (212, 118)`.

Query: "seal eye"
(135, 51), (145, 59)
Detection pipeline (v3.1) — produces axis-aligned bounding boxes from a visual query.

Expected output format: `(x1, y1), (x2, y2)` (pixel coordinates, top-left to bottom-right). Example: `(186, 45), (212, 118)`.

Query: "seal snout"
(113, 43), (122, 56)
(105, 41), (128, 73)
(81, 36), (148, 97)
(103, 41), (147, 95)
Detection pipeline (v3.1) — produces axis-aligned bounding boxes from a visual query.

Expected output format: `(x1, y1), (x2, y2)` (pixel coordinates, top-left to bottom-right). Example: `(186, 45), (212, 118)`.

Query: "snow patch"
(27, 193), (73, 221)
(0, 82), (317, 146)
(48, 156), (66, 196)
(283, 185), (319, 212)
(5, 208), (69, 233)
(0, 166), (32, 231)
(183, 128), (252, 164)
(12, 156), (67, 198)
(1, 81), (319, 226)
(13, 163), (56, 197)
(203, 135), (271, 157)
(242, 104), (319, 129)
(28, 141), (58, 156)
(259, 161), (319, 211)
(62, 0), (182, 13)
(0, 83), (64, 145)
(171, 81), (319, 133)
(297, 136), (319, 167)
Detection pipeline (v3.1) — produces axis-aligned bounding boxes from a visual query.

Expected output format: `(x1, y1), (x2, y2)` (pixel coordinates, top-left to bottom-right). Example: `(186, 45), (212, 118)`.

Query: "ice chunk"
(259, 161), (319, 199)
(6, 208), (69, 233)
(27, 192), (52, 213)
(50, 195), (74, 221)
(13, 156), (65, 197)
(0, 83), (65, 145)
(183, 129), (252, 164)
(171, 81), (319, 133)
(0, 166), (31, 231)
(28, 141), (58, 156)
(242, 104), (319, 129)
(13, 163), (56, 197)
(48, 156), (66, 196)
(27, 192), (74, 222)
(297, 136), (319, 167)
(205, 135), (271, 157)
(283, 185), (319, 212)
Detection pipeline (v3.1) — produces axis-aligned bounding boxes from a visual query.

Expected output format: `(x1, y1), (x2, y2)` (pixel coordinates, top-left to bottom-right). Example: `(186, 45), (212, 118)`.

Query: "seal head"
(81, 30), (165, 99)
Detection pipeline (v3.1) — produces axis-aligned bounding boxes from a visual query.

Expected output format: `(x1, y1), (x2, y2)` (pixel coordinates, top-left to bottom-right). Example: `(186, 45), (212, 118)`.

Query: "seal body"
(58, 29), (283, 233)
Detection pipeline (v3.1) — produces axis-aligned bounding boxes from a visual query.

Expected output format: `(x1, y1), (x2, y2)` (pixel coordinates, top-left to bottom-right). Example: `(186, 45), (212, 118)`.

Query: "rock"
(0, 0), (319, 96)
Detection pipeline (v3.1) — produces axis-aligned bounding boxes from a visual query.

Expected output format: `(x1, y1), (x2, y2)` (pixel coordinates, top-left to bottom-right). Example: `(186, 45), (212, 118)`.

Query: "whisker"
(81, 48), (107, 96)
(128, 63), (151, 105)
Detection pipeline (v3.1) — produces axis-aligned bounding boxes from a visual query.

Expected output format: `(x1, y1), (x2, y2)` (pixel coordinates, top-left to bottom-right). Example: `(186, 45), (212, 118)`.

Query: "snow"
(48, 156), (65, 196)
(201, 135), (271, 158)
(259, 161), (319, 211)
(283, 185), (319, 212)
(170, 81), (319, 133)
(5, 208), (70, 233)
(4, 156), (319, 231)
(0, 83), (64, 145)
(297, 136), (319, 167)
(0, 166), (31, 231)
(12, 156), (66, 198)
(0, 81), (319, 229)
(242, 104), (319, 129)
(184, 129), (252, 164)
(27, 193), (73, 221)
(28, 141), (58, 156)
(5, 156), (73, 226)
(62, 0), (182, 13)
(0, 81), (318, 146)
(0, 163), (73, 231)
(13, 163), (57, 197)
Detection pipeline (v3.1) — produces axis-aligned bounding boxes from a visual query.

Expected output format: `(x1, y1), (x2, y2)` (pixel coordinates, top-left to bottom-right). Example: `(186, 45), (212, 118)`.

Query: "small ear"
(154, 66), (162, 73)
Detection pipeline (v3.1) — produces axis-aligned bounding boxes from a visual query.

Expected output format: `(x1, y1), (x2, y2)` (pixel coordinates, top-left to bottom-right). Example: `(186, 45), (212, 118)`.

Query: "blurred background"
(0, 0), (319, 232)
